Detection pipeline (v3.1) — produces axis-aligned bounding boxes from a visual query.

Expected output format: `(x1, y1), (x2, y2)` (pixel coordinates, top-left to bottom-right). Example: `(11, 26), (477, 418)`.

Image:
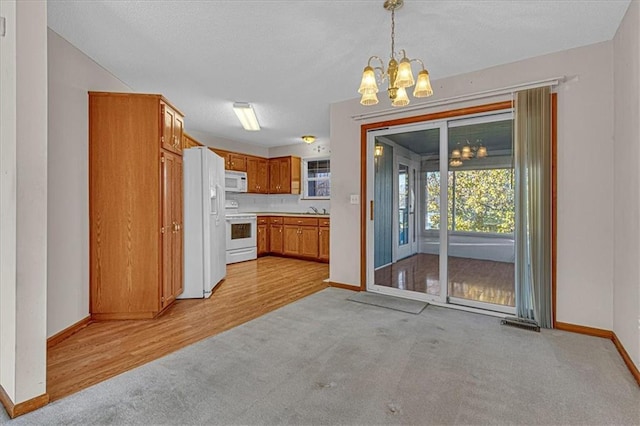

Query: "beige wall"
(613, 0), (640, 369)
(0, 0), (48, 404)
(330, 41), (616, 331)
(47, 30), (131, 337)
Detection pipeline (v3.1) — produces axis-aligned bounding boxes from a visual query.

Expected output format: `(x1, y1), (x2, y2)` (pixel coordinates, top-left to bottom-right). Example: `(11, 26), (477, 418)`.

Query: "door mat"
(347, 292), (428, 314)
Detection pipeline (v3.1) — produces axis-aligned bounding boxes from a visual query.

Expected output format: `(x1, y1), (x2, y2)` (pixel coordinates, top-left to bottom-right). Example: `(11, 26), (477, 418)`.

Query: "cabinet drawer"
(283, 216), (318, 226)
(319, 218), (330, 227)
(257, 217), (269, 225)
(269, 217), (283, 225)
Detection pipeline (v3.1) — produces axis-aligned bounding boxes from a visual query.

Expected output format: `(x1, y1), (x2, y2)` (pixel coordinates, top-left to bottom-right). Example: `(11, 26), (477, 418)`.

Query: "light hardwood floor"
(375, 253), (515, 307)
(47, 256), (329, 402)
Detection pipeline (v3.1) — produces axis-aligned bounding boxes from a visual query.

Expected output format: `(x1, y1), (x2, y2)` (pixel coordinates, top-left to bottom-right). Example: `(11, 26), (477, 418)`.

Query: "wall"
(0, 0), (48, 405)
(47, 30), (131, 337)
(613, 0), (640, 369)
(330, 41), (616, 331)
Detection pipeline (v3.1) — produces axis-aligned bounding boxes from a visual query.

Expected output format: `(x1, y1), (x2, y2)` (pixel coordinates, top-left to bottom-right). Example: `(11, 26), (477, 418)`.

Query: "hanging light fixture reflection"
(358, 0), (433, 107)
(449, 139), (489, 167)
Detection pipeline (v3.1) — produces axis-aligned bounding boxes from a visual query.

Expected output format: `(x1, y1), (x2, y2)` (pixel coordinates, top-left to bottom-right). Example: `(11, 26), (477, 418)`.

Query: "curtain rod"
(350, 76), (565, 121)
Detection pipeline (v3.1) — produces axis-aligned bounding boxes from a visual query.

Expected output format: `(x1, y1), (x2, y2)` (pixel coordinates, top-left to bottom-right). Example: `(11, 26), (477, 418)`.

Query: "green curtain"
(514, 87), (553, 328)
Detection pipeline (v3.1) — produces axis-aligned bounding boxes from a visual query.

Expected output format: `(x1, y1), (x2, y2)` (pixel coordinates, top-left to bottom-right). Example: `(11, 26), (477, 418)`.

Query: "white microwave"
(225, 170), (248, 192)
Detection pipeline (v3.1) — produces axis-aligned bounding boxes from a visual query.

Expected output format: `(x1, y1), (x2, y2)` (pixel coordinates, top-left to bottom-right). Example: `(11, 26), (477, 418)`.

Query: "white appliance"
(225, 170), (248, 193)
(225, 199), (257, 264)
(180, 147), (226, 299)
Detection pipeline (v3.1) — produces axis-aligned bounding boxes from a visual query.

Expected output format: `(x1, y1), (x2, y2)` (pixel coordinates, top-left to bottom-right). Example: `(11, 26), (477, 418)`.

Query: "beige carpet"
(5, 288), (639, 425)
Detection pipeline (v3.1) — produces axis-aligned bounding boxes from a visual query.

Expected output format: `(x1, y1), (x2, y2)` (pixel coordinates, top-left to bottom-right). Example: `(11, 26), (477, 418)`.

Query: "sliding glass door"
(367, 112), (516, 315)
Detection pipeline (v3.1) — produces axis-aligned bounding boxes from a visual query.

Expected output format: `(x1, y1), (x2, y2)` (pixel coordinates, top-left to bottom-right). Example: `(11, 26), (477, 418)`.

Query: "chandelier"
(358, 0), (433, 107)
(450, 140), (488, 167)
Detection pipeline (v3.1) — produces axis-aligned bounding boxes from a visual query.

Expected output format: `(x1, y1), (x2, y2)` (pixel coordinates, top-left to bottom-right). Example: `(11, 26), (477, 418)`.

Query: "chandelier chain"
(390, 7), (395, 59)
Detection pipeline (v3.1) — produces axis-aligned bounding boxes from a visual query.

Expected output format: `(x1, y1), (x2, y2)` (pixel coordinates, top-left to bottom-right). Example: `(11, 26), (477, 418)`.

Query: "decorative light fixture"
(449, 140), (488, 167)
(301, 135), (316, 144)
(358, 0), (433, 107)
(232, 102), (260, 131)
(374, 144), (384, 158)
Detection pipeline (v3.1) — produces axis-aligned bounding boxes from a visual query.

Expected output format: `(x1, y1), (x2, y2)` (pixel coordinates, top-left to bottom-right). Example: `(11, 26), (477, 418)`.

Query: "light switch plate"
(0, 17), (6, 37)
(350, 194), (359, 204)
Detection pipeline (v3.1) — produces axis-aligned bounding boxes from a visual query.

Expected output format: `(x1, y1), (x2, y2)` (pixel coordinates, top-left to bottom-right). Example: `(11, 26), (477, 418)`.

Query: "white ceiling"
(47, 0), (630, 149)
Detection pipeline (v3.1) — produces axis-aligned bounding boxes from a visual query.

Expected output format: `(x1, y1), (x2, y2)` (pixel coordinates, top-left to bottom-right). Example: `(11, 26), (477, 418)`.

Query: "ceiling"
(47, 0), (630, 149)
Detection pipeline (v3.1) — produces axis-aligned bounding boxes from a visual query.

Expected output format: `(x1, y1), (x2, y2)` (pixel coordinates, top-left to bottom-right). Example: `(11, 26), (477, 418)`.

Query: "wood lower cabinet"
(319, 218), (330, 262)
(258, 215), (329, 262)
(162, 151), (184, 308)
(283, 217), (319, 259)
(89, 92), (184, 320)
(257, 217), (269, 256)
(269, 217), (284, 255)
(247, 156), (269, 193)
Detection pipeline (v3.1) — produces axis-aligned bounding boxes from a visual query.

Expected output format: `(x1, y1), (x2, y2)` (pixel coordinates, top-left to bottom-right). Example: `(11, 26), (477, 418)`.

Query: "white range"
(224, 199), (257, 264)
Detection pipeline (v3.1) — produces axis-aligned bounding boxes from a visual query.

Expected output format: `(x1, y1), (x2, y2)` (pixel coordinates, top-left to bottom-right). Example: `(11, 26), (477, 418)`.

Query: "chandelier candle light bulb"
(358, 0), (433, 107)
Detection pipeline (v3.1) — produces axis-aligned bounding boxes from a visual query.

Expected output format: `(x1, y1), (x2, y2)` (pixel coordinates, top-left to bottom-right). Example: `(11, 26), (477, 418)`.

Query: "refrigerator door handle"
(215, 183), (224, 225)
(210, 185), (217, 216)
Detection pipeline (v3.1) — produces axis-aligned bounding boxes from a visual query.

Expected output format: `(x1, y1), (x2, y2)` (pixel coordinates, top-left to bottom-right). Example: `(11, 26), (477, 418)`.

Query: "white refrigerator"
(179, 147), (226, 299)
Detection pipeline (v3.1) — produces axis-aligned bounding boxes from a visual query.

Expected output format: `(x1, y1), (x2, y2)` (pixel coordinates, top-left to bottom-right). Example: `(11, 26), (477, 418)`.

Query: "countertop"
(252, 212), (330, 218)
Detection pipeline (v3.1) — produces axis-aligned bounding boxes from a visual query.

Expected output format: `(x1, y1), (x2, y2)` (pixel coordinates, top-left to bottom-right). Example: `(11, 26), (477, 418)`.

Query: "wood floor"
(47, 256), (329, 402)
(375, 253), (515, 307)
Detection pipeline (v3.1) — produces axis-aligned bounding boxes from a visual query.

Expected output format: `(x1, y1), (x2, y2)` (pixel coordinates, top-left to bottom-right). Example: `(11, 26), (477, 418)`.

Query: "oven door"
(226, 218), (256, 250)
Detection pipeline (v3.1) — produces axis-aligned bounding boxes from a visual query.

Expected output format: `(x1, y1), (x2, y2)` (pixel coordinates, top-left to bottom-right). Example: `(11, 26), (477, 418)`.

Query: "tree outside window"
(425, 168), (514, 234)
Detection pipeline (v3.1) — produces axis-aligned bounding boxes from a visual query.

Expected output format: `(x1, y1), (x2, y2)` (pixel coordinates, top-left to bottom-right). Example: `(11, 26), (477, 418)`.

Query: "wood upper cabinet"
(161, 101), (184, 155)
(212, 149), (247, 171)
(269, 156), (301, 194)
(257, 216), (269, 256)
(319, 220), (330, 262)
(89, 92), (184, 320)
(183, 133), (203, 150)
(247, 156), (269, 193)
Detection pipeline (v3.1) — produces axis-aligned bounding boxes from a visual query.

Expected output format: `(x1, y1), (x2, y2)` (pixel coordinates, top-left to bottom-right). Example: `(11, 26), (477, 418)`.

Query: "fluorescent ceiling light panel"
(233, 102), (260, 131)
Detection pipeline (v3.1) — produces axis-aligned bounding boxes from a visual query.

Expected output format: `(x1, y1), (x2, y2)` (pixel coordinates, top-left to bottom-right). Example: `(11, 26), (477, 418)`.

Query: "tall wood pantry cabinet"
(89, 92), (184, 320)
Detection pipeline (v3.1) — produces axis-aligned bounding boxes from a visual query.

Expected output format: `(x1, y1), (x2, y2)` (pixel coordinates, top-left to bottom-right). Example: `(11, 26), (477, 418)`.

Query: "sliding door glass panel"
(446, 116), (516, 313)
(369, 125), (444, 302)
